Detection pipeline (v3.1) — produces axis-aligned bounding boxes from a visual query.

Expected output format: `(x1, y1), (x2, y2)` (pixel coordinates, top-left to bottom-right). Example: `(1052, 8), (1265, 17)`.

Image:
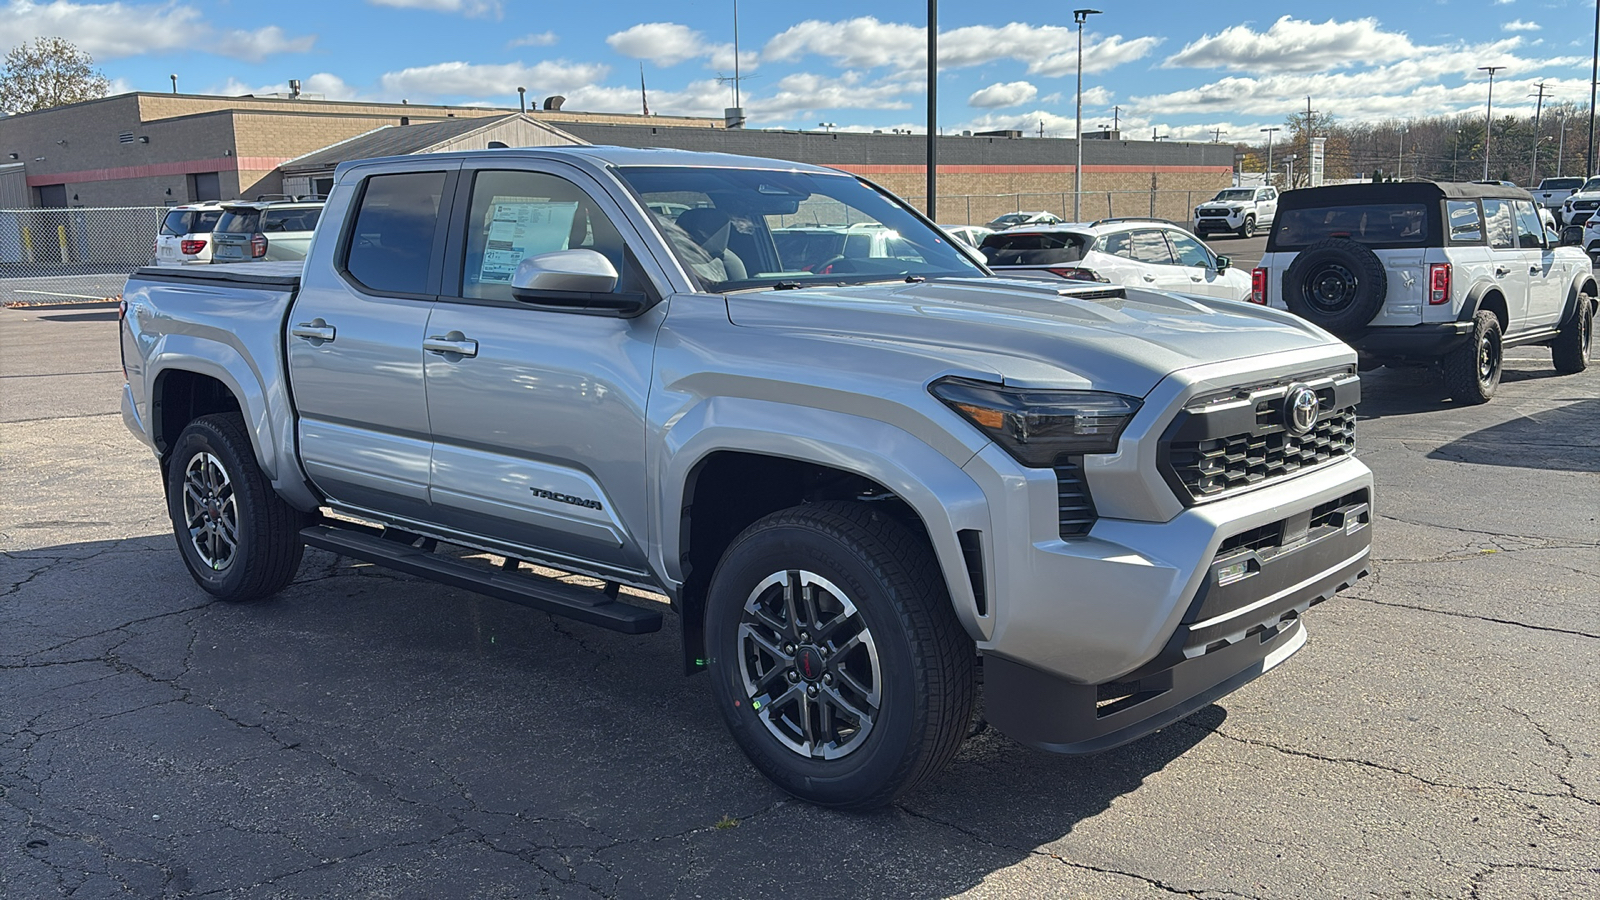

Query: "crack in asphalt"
(1376, 513), (1600, 550)
(895, 804), (1263, 899)
(1504, 707), (1600, 809)
(1343, 593), (1600, 640)
(1467, 861), (1600, 900)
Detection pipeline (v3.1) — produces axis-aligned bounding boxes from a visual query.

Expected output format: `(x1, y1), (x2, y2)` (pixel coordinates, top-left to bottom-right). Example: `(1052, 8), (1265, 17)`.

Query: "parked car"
(1559, 176), (1600, 225)
(120, 145), (1372, 809)
(978, 218), (1250, 300)
(152, 202), (225, 266)
(1192, 186), (1279, 238)
(769, 223), (924, 272)
(1253, 181), (1594, 404)
(941, 224), (994, 250)
(209, 200), (325, 263)
(1533, 176), (1585, 213)
(986, 210), (1062, 229)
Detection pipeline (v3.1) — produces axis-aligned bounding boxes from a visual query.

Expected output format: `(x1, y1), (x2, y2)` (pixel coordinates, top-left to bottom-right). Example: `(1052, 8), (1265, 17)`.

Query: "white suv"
(1193, 186), (1278, 238)
(152, 203), (225, 266)
(1253, 182), (1594, 403)
(1557, 176), (1600, 225)
(208, 200), (325, 263)
(978, 218), (1250, 300)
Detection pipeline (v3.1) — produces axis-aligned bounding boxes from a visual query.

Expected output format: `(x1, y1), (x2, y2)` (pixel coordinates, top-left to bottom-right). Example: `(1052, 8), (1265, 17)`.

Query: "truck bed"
(132, 260), (305, 289)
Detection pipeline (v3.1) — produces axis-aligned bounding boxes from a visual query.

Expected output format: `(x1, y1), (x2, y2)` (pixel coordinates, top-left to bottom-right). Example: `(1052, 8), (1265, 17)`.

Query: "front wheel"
(1552, 293), (1593, 374)
(1442, 310), (1504, 404)
(166, 413), (306, 601)
(1237, 215), (1256, 238)
(704, 502), (975, 809)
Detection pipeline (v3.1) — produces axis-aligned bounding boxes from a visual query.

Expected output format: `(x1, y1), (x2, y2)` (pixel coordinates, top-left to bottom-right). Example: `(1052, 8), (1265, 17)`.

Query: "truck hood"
(725, 277), (1344, 397)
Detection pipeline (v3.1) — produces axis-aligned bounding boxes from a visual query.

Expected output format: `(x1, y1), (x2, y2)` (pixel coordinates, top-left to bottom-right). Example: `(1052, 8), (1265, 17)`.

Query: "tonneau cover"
(131, 260), (303, 288)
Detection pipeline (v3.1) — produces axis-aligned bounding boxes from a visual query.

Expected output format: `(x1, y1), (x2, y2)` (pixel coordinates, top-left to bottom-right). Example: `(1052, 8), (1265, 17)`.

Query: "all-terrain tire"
(165, 413), (306, 601)
(703, 501), (975, 809)
(1552, 292), (1594, 374)
(1442, 310), (1504, 405)
(1282, 238), (1388, 336)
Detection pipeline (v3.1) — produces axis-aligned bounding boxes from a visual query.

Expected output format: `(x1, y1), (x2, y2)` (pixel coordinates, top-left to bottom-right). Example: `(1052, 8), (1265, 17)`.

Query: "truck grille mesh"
(1054, 455), (1097, 538)
(1165, 407), (1357, 501)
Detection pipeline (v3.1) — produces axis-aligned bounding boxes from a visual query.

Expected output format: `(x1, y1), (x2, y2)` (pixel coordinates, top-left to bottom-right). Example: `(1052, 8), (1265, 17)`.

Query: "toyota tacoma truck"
(121, 147), (1374, 808)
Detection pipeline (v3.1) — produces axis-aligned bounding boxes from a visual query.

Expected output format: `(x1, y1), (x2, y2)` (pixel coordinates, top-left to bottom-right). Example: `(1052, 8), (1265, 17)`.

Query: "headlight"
(930, 377), (1142, 466)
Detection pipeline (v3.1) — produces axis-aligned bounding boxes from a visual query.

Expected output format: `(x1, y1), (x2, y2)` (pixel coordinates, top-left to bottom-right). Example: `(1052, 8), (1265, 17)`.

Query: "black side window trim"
(335, 168), (459, 300)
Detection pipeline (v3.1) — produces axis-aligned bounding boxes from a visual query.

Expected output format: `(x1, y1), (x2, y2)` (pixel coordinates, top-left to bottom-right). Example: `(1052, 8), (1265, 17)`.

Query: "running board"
(300, 524), (664, 634)
(1501, 327), (1561, 349)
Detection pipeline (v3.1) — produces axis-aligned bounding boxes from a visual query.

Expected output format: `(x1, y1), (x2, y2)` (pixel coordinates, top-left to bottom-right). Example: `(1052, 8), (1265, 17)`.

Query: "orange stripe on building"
(27, 156), (294, 187)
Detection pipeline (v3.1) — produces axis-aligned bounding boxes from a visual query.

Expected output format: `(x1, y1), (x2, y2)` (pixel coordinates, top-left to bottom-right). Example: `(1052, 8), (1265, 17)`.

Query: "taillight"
(1047, 267), (1109, 282)
(1428, 263), (1451, 305)
(1250, 267), (1269, 304)
(250, 233), (268, 258)
(180, 239), (205, 255)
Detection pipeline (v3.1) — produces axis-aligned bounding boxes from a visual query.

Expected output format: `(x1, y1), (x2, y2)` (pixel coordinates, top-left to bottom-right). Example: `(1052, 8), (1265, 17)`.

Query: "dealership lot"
(2, 292), (1596, 897)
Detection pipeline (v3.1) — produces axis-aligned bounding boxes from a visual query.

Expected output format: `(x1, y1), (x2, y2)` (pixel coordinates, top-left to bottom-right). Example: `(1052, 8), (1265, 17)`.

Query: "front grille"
(1159, 370), (1360, 505)
(1575, 200), (1599, 211)
(1198, 209), (1229, 217)
(1055, 455), (1097, 538)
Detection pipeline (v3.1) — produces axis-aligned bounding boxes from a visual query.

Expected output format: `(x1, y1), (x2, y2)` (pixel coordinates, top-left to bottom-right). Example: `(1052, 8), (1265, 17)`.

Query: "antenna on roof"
(640, 63), (650, 116)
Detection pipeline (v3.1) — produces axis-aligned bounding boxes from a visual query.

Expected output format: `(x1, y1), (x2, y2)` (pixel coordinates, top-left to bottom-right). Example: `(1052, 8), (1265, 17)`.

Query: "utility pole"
(1480, 66), (1505, 180)
(1111, 105), (1120, 132)
(1530, 82), (1549, 184)
(1453, 128), (1463, 181)
(1210, 127), (1227, 143)
(1305, 96), (1315, 164)
(1590, 0), (1599, 176)
(1558, 112), (1568, 175)
(1261, 126), (1279, 189)
(1072, 8), (1102, 221)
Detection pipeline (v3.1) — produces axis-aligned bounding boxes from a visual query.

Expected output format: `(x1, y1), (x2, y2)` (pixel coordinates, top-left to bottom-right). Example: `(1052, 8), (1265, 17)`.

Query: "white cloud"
(378, 60), (610, 101)
(510, 31), (558, 48)
(1165, 16), (1419, 73)
(754, 71), (916, 116)
(968, 81), (1037, 109)
(367, 0), (501, 17)
(763, 17), (1157, 76)
(1503, 20), (1541, 32)
(607, 23), (706, 67)
(0, 1), (315, 62)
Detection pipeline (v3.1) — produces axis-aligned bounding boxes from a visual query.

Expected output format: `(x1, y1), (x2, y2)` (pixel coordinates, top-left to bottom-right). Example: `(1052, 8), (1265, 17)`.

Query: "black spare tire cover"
(1282, 237), (1388, 336)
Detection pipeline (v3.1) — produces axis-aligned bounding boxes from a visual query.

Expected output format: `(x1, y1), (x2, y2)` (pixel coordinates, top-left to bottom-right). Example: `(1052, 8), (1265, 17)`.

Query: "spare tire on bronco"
(1282, 238), (1388, 336)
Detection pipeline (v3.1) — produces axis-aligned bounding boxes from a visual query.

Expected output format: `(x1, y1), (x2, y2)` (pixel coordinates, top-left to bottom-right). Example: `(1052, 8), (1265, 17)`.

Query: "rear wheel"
(704, 502), (975, 809)
(166, 413), (306, 601)
(1552, 293), (1593, 374)
(1442, 310), (1503, 404)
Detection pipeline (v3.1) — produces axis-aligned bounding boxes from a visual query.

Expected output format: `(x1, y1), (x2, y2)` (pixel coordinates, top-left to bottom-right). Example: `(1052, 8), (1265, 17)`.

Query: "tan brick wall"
(865, 169), (1232, 225)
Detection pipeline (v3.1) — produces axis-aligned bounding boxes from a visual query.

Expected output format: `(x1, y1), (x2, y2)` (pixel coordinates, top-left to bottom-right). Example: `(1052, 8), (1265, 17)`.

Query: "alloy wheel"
(182, 451), (238, 571)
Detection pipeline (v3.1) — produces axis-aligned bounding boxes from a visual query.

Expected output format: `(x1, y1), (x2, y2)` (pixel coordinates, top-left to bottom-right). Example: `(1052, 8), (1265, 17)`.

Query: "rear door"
(421, 161), (668, 576)
(286, 164), (459, 521)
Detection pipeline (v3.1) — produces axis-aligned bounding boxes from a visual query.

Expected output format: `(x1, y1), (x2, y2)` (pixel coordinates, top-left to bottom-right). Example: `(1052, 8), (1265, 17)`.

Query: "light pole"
(1072, 8), (1101, 221)
(1397, 123), (1409, 181)
(1558, 113), (1569, 175)
(1480, 65), (1505, 180)
(1260, 126), (1279, 188)
(818, 122), (837, 133)
(1453, 128), (1463, 181)
(927, 0), (937, 219)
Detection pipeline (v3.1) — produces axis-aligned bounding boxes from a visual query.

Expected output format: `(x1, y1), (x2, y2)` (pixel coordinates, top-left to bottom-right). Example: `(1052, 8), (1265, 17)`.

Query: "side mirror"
(1215, 255), (1231, 273)
(1560, 225), (1583, 247)
(511, 248), (618, 295)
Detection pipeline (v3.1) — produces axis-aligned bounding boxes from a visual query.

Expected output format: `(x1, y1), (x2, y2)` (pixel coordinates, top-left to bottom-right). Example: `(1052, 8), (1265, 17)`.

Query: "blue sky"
(2, 1), (1594, 140)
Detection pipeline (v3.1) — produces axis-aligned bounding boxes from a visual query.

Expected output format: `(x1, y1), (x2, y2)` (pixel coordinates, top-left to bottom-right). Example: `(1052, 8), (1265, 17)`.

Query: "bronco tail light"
(1047, 267), (1109, 282)
(180, 239), (205, 255)
(1250, 267), (1269, 304)
(1429, 263), (1451, 305)
(250, 233), (269, 258)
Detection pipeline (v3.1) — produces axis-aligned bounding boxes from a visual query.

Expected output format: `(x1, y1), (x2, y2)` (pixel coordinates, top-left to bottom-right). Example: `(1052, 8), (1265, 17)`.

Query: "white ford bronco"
(1253, 182), (1594, 403)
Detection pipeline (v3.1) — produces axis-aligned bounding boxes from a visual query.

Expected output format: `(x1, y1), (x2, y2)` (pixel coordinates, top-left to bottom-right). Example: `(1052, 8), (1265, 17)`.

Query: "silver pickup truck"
(120, 146), (1373, 808)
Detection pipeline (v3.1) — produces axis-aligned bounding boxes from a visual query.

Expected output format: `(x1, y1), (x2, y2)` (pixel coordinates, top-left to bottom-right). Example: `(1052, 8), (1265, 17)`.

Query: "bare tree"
(0, 37), (111, 116)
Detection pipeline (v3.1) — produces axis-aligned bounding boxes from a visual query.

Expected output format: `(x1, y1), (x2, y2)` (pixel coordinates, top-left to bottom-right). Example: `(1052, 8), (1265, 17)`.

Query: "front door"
(1513, 199), (1562, 330)
(286, 165), (457, 522)
(421, 162), (667, 576)
(1163, 230), (1233, 298)
(1480, 198), (1530, 331)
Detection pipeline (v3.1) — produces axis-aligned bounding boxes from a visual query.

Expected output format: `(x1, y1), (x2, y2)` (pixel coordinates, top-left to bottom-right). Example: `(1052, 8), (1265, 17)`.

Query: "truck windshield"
(1213, 189), (1257, 201)
(614, 166), (985, 291)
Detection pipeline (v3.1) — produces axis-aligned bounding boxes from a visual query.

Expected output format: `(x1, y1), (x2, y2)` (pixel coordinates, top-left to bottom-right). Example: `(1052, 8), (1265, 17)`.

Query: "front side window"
(344, 171), (447, 295)
(1165, 231), (1213, 267)
(1480, 199), (1515, 250)
(1512, 200), (1545, 248)
(459, 169), (630, 301)
(615, 166), (983, 291)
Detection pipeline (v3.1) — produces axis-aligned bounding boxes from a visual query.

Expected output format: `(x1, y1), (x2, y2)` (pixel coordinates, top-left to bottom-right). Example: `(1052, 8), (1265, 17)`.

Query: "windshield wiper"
(904, 274), (926, 283)
(772, 281), (806, 290)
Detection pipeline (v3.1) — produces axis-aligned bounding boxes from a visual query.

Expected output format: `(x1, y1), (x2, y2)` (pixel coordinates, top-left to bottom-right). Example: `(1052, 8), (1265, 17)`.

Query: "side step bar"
(300, 524), (664, 634)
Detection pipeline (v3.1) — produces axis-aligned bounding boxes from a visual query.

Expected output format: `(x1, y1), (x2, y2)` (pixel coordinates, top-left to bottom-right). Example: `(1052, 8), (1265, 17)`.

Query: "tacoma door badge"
(1283, 385), (1319, 435)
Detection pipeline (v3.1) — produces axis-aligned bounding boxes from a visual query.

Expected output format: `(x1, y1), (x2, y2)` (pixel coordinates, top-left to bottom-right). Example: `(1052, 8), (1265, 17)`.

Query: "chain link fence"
(0, 207), (164, 305)
(901, 190), (1217, 227)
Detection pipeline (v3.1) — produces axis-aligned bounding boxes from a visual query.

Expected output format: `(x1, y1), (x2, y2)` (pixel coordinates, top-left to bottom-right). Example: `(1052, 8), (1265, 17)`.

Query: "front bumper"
(1193, 211), (1246, 232)
(985, 485), (1371, 753)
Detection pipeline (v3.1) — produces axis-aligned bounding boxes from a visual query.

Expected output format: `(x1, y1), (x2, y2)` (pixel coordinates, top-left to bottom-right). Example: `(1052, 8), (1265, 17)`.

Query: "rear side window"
(1445, 201), (1482, 243)
(1273, 203), (1428, 248)
(1480, 199), (1515, 250)
(1128, 230), (1175, 264)
(979, 231), (1087, 266)
(345, 172), (447, 295)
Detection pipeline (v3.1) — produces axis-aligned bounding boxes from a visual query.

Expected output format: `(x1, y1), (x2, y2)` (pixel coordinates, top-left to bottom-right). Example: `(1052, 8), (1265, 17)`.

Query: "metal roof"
(1278, 180), (1535, 208)
(335, 144), (847, 177)
(282, 116), (514, 172)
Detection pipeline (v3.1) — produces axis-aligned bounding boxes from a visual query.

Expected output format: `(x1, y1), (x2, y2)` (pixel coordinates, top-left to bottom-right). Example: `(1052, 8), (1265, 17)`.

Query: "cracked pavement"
(3, 302), (1597, 899)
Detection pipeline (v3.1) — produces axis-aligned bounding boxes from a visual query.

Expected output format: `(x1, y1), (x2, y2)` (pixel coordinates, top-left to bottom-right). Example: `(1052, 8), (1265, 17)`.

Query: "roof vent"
(544, 95), (565, 111)
(400, 116), (409, 125)
(487, 140), (508, 149)
(289, 79), (302, 98)
(724, 107), (745, 129)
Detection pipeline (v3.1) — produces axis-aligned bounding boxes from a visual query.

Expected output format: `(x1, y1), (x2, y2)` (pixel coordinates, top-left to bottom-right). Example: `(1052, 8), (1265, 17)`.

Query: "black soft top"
(1278, 181), (1533, 209)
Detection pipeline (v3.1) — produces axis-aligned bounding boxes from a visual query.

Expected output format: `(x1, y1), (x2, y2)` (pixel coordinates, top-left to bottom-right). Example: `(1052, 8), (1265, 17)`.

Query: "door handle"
(1190, 275), (1203, 282)
(1493, 266), (1511, 277)
(291, 320), (335, 343)
(1529, 266), (1541, 274)
(1142, 274), (1156, 282)
(423, 333), (478, 358)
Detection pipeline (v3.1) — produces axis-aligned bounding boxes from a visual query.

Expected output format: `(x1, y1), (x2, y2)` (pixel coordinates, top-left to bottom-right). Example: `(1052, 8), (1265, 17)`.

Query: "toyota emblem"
(1284, 385), (1319, 435)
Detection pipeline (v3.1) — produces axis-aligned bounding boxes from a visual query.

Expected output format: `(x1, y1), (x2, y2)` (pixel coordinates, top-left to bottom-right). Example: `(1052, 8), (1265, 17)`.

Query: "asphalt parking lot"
(2, 290), (1597, 898)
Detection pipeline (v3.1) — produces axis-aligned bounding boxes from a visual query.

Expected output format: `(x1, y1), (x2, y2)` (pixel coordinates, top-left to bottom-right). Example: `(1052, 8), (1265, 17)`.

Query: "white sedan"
(977, 219), (1251, 301)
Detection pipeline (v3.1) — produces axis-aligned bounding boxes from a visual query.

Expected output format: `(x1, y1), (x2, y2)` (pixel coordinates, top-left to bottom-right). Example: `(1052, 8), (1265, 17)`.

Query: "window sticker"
(477, 198), (578, 285)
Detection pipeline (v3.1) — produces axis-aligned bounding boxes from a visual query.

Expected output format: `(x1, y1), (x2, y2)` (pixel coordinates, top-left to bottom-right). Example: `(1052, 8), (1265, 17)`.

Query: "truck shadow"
(4, 537), (1217, 897)
(1424, 396), (1600, 472)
